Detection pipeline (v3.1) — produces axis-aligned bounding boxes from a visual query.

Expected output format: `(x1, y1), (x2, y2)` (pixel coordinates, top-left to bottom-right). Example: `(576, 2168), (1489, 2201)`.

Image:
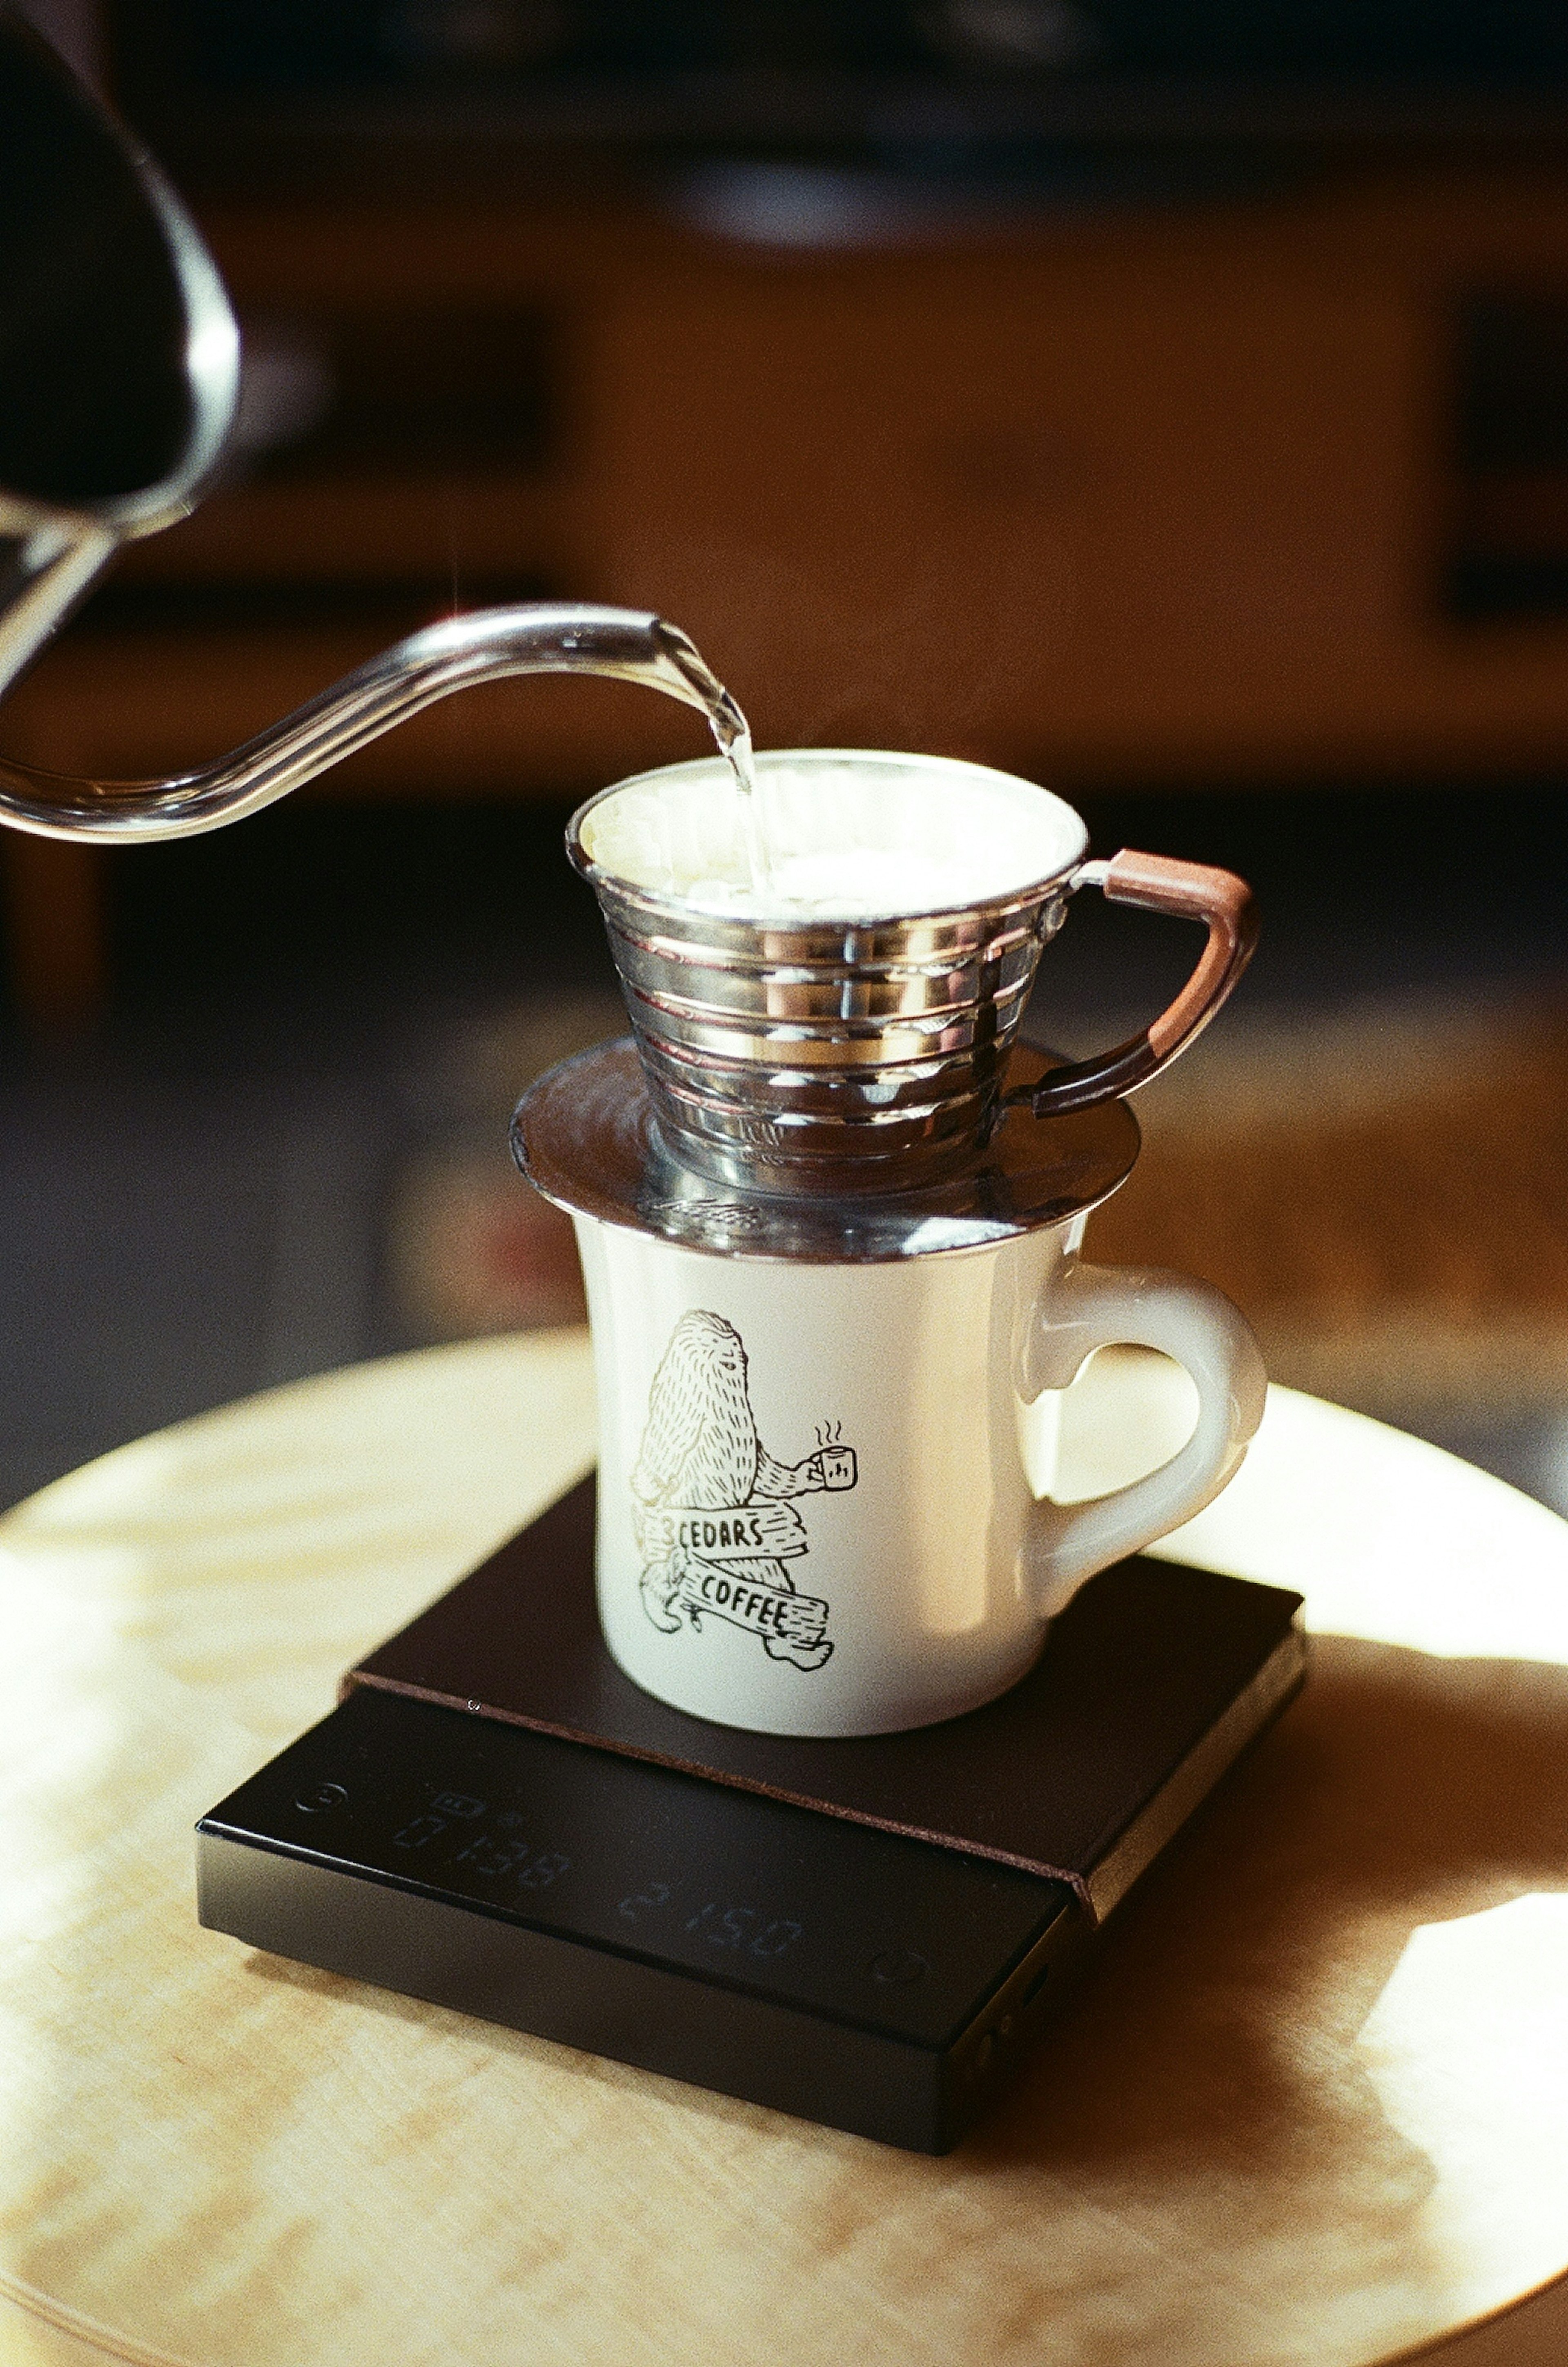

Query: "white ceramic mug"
(573, 1206), (1267, 1738)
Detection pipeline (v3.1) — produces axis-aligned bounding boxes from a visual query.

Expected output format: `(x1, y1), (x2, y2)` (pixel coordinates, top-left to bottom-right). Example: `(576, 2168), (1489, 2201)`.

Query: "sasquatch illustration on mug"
(629, 1310), (858, 1672)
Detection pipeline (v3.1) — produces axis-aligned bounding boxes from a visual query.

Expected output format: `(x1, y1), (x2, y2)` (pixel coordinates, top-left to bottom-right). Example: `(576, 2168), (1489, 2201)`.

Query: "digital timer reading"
(453, 1833), (533, 1873)
(392, 1814), (446, 1850)
(392, 1811), (569, 1889)
(454, 1833), (571, 1887)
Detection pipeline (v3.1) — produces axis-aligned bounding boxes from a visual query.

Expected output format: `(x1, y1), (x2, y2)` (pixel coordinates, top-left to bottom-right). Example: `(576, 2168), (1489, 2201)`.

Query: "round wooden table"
(3, 1333), (1567, 2367)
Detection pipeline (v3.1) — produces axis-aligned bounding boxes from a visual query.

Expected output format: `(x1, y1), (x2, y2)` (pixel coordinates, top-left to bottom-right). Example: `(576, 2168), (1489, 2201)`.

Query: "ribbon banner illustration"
(630, 1310), (858, 1676)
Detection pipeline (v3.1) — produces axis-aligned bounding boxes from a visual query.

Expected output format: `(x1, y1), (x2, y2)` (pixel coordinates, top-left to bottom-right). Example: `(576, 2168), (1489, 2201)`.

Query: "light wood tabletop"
(2, 1331), (1566, 2367)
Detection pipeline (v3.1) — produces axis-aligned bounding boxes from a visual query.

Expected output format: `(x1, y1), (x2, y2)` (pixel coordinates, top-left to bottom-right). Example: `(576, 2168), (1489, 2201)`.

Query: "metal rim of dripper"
(565, 747), (1091, 933)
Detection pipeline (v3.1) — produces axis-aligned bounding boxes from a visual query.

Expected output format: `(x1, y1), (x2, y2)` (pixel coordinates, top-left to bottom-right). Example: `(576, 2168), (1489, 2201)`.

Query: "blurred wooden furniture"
(6, 169), (1568, 1022)
(13, 172), (1568, 788)
(2, 1333), (1567, 2365)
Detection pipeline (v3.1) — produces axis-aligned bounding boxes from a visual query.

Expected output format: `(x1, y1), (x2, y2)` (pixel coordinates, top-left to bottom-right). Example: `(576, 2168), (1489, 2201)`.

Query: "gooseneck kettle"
(0, 7), (746, 841)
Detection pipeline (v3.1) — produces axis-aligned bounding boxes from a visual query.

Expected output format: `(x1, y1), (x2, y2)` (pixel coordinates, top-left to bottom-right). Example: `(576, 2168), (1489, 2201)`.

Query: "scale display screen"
(198, 1686), (1080, 2149)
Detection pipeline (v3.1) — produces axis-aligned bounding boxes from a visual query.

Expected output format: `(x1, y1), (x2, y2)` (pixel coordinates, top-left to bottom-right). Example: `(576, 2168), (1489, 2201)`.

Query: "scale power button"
(294, 1782), (348, 1814)
(869, 1948), (929, 1986)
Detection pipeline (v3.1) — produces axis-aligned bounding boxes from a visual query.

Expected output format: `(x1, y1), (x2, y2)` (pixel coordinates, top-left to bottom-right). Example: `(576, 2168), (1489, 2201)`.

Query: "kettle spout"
(0, 603), (749, 842)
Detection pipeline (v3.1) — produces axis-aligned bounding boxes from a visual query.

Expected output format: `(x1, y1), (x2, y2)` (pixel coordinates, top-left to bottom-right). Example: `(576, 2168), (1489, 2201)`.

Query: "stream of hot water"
(591, 678), (1080, 923)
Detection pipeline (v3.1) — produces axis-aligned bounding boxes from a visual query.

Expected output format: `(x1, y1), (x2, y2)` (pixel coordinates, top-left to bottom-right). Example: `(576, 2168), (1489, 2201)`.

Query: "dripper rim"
(566, 746), (1091, 927)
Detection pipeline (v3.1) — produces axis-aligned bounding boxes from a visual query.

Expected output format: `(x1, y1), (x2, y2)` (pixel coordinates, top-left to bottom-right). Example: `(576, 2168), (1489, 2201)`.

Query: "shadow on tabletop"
(961, 1632), (1568, 2351)
(231, 1631), (1568, 2360)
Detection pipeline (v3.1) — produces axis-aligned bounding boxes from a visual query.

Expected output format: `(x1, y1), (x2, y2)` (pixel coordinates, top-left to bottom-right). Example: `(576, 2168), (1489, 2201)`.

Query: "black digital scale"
(198, 1478), (1305, 2153)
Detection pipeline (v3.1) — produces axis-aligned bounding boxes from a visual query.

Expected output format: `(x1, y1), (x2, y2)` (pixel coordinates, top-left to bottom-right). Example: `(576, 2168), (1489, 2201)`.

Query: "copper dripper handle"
(1013, 851), (1259, 1119)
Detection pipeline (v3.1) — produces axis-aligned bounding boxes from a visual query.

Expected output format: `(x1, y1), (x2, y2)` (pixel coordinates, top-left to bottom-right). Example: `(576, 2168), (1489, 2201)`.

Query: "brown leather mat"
(348, 1476), (1305, 1921)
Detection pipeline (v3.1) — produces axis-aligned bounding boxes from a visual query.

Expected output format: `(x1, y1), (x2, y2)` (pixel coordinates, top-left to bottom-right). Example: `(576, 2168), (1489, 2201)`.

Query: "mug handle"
(1016, 1259), (1269, 1620)
(1005, 851), (1259, 1119)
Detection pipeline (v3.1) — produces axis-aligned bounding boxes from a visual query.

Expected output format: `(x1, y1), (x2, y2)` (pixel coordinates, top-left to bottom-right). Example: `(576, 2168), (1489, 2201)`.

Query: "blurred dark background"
(3, 0), (1568, 1511)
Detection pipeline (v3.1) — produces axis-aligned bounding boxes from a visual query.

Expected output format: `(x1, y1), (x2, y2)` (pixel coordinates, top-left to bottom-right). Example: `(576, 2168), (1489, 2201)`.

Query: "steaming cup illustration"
(813, 1444), (857, 1491)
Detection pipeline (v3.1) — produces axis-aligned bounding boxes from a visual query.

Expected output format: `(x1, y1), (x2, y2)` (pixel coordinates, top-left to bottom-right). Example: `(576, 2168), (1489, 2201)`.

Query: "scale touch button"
(869, 1948), (929, 1986)
(293, 1782), (348, 1814)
